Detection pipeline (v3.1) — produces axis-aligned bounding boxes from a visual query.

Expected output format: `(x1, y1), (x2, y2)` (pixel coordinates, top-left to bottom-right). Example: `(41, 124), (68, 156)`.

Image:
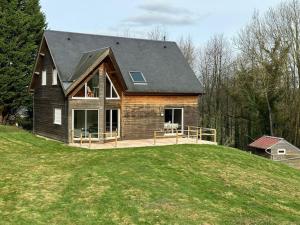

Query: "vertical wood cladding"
(121, 95), (199, 140)
(33, 41), (68, 142)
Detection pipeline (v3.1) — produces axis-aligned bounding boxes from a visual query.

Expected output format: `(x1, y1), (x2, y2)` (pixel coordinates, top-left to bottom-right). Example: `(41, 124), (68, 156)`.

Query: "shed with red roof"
(248, 136), (300, 160)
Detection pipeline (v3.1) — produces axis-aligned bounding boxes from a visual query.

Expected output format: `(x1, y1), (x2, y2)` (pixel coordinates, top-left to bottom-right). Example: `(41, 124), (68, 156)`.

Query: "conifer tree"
(0, 0), (46, 124)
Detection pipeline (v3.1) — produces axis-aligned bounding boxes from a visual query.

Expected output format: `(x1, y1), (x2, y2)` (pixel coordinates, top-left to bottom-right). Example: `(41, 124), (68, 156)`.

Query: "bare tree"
(147, 26), (168, 41)
(178, 35), (197, 69)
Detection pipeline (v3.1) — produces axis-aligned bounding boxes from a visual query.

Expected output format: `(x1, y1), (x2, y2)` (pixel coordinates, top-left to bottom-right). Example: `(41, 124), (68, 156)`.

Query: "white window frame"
(42, 70), (47, 86)
(72, 109), (99, 140)
(72, 74), (99, 100)
(164, 108), (184, 135)
(52, 68), (58, 85)
(106, 73), (120, 100)
(129, 71), (147, 85)
(54, 108), (62, 125)
(105, 109), (120, 139)
(277, 149), (286, 155)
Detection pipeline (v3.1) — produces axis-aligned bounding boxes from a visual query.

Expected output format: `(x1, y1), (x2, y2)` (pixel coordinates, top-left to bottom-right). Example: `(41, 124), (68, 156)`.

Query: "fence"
(153, 126), (217, 145)
(70, 129), (118, 148)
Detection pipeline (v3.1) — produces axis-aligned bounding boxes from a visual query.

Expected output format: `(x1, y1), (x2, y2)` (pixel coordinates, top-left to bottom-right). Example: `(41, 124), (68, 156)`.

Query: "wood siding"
(121, 95), (199, 140)
(33, 40), (68, 142)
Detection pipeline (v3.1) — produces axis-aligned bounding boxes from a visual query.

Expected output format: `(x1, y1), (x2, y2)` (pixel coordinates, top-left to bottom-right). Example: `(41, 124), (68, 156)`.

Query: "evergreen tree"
(0, 0), (46, 124)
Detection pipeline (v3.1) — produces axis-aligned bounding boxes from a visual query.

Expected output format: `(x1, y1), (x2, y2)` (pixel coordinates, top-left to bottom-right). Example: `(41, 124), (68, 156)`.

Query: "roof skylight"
(129, 71), (146, 83)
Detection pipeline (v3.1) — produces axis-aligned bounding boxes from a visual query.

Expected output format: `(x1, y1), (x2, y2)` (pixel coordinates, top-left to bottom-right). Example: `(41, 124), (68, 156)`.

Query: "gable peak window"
(129, 71), (146, 84)
(52, 68), (58, 85)
(73, 72), (99, 98)
(106, 74), (119, 99)
(42, 70), (47, 86)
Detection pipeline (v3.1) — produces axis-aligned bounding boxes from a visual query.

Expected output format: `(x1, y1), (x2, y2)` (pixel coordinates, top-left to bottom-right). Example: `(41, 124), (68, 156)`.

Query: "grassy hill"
(0, 126), (300, 225)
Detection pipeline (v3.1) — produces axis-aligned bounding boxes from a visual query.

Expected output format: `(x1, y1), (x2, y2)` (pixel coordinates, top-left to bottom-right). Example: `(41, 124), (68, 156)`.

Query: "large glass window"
(106, 75), (119, 99)
(105, 109), (119, 138)
(164, 108), (183, 134)
(73, 110), (98, 138)
(73, 73), (99, 98)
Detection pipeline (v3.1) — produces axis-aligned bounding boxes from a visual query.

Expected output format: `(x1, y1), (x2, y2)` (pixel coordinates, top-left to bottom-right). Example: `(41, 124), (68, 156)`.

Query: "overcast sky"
(40, 0), (284, 46)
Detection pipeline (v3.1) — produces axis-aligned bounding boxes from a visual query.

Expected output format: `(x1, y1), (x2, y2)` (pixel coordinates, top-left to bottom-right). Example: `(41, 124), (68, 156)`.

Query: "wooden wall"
(33, 40), (68, 142)
(121, 95), (199, 140)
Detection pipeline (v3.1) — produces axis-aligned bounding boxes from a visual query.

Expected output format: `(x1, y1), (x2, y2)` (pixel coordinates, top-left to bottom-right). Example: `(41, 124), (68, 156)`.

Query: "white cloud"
(123, 1), (209, 27)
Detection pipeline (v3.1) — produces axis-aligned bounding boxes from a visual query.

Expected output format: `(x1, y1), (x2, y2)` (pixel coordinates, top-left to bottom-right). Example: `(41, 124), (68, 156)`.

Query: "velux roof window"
(129, 71), (146, 84)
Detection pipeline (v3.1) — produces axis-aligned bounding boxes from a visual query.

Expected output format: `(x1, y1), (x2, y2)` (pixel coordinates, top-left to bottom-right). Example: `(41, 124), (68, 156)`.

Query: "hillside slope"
(0, 125), (300, 225)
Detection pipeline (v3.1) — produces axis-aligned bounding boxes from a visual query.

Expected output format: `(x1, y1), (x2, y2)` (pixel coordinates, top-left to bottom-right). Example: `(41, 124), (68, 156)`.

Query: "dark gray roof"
(71, 48), (109, 81)
(44, 30), (203, 94)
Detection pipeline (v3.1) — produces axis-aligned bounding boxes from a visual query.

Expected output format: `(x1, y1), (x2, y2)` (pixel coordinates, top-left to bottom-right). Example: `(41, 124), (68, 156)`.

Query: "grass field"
(0, 125), (300, 225)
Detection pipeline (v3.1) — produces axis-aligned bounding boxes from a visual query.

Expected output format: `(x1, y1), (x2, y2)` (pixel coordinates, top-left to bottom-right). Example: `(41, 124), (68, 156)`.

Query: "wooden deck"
(69, 136), (217, 150)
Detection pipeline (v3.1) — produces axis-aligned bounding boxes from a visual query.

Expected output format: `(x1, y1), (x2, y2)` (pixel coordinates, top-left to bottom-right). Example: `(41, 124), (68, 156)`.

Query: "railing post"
(71, 130), (74, 144)
(199, 128), (202, 142)
(80, 132), (83, 146)
(196, 129), (198, 144)
(154, 131), (156, 145)
(188, 126), (190, 139)
(89, 133), (91, 149)
(176, 130), (178, 144)
(115, 129), (118, 147)
(98, 131), (101, 143)
(214, 129), (217, 143)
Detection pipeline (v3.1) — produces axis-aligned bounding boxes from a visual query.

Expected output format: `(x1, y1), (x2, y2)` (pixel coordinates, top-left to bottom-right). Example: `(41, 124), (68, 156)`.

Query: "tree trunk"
(265, 92), (274, 136)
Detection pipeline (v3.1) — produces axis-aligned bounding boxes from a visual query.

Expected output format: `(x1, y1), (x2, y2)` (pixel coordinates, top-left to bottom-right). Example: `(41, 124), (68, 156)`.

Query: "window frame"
(277, 148), (286, 155)
(42, 70), (47, 86)
(72, 109), (99, 139)
(72, 73), (100, 99)
(52, 68), (58, 85)
(106, 73), (120, 100)
(129, 71), (147, 84)
(105, 108), (120, 139)
(53, 108), (62, 125)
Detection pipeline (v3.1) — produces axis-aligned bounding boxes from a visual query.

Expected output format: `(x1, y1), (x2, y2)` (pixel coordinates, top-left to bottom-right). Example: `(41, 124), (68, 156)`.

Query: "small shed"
(248, 136), (300, 160)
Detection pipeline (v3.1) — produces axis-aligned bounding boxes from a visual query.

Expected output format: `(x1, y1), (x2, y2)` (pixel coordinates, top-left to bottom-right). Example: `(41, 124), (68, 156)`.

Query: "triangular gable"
(66, 48), (126, 96)
(29, 34), (65, 94)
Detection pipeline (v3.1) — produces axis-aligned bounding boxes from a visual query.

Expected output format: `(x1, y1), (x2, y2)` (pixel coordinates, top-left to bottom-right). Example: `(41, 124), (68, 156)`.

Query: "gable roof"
(43, 30), (203, 94)
(248, 136), (283, 150)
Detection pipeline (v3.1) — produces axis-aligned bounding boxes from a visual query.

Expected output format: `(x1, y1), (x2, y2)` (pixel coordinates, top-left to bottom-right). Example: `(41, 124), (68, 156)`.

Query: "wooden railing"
(187, 126), (217, 143)
(70, 129), (118, 148)
(153, 126), (217, 145)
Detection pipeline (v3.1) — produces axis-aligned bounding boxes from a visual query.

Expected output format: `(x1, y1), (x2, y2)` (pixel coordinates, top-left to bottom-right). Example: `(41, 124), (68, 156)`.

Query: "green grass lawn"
(0, 126), (300, 225)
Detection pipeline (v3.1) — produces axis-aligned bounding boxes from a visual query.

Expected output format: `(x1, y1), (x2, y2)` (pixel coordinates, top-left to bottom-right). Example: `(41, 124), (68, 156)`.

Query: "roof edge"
(65, 48), (111, 95)
(44, 29), (177, 45)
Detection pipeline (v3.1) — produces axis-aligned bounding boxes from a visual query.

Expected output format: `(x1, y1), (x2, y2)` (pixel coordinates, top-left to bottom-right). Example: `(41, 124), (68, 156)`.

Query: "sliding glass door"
(105, 109), (120, 138)
(73, 110), (99, 139)
(164, 108), (183, 134)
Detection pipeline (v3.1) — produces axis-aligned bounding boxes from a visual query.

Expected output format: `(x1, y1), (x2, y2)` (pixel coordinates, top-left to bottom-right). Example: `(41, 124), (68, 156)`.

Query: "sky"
(40, 0), (284, 46)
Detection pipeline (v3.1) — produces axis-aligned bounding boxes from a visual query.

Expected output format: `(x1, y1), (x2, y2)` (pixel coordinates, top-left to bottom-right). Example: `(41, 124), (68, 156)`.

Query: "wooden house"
(248, 135), (300, 160)
(29, 30), (203, 143)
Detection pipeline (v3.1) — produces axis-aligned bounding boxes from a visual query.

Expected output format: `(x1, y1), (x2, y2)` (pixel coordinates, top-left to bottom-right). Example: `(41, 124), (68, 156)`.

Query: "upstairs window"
(52, 68), (58, 85)
(106, 74), (119, 99)
(73, 73), (99, 98)
(42, 70), (47, 86)
(129, 71), (146, 84)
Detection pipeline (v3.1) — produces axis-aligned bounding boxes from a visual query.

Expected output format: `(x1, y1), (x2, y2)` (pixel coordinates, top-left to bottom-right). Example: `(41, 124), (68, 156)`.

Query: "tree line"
(178, 0), (300, 149)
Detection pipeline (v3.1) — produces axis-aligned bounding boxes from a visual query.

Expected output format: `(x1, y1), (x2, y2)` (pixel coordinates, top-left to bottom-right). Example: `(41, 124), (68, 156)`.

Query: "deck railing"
(153, 126), (217, 145)
(70, 129), (118, 148)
